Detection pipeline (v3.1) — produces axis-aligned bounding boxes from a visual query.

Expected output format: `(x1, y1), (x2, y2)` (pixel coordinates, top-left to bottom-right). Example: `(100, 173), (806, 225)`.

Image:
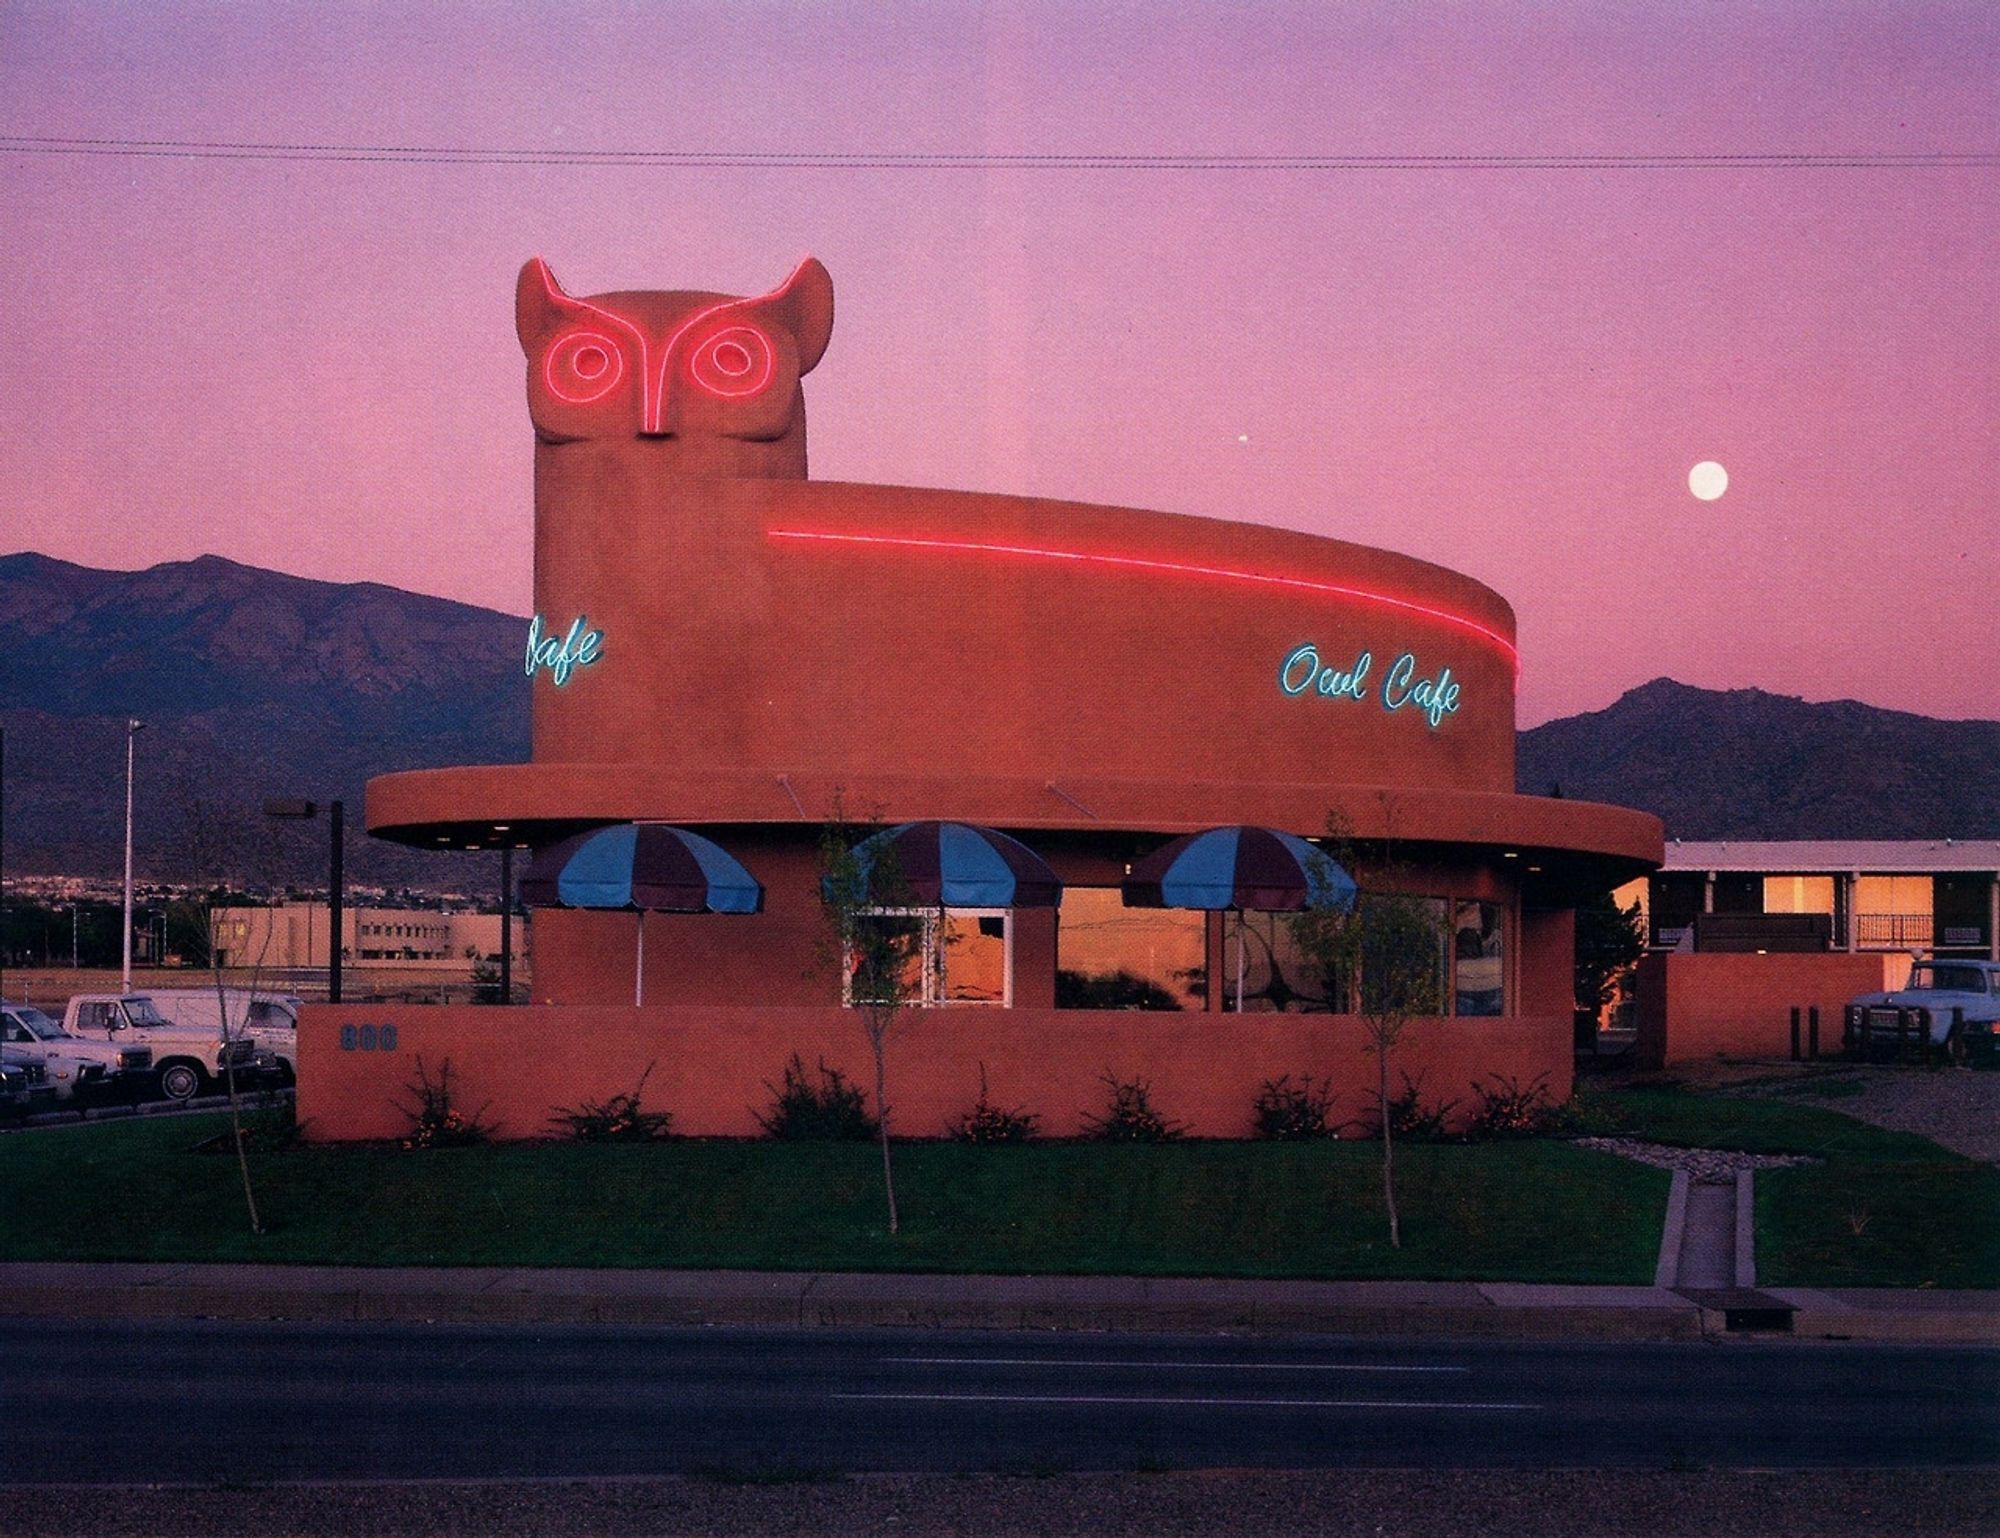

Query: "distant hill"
(0, 553), (528, 888)
(6, 555), (1995, 886)
(1518, 678), (2000, 839)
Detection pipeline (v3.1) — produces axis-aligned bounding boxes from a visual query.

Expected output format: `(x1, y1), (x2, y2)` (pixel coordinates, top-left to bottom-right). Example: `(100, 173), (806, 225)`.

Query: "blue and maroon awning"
(521, 824), (763, 913)
(1121, 826), (1356, 912)
(828, 821), (1062, 908)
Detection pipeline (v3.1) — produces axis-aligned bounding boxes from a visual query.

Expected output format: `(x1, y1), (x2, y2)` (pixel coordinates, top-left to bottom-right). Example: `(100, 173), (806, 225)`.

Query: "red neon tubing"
(766, 526), (1519, 669)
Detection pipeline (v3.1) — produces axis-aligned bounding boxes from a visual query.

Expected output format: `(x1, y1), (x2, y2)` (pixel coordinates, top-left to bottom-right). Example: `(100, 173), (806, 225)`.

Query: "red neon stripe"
(766, 527), (1519, 667)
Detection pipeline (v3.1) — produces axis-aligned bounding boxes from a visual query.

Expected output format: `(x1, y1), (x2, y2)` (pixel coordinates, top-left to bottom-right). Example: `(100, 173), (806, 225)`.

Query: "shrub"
(551, 1062), (676, 1142)
(755, 1053), (878, 1141)
(1361, 1071), (1459, 1142)
(1466, 1073), (1565, 1140)
(1252, 1073), (1338, 1140)
(396, 1057), (493, 1150)
(1082, 1070), (1186, 1143)
(951, 1063), (1040, 1143)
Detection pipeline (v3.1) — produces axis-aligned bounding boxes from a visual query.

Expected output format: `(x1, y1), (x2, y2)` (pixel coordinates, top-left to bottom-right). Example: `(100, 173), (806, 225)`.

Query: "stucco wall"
(1633, 951), (1896, 1067)
(298, 1002), (1572, 1143)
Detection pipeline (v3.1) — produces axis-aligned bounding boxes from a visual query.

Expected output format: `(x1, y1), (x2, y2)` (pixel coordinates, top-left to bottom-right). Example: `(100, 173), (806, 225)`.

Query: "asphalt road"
(3, 1319), (1994, 1484)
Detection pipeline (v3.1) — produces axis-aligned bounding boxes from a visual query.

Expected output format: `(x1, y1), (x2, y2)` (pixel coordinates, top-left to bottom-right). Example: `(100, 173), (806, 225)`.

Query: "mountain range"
(2, 553), (1995, 886)
(1516, 677), (2000, 840)
(0, 553), (526, 889)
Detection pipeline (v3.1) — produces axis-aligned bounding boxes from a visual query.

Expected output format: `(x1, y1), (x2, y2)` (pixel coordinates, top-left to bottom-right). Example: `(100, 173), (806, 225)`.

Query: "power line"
(1, 135), (1994, 170)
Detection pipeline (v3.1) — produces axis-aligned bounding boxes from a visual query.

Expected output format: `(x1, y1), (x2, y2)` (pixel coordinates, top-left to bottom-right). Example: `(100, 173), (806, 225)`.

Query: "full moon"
(1688, 460), (1729, 501)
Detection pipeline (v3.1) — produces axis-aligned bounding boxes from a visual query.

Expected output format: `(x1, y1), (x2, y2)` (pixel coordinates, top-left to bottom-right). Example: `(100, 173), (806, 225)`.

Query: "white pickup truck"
(1845, 959), (2000, 1063)
(1, 1000), (157, 1103)
(60, 992), (270, 1102)
(141, 989), (299, 1083)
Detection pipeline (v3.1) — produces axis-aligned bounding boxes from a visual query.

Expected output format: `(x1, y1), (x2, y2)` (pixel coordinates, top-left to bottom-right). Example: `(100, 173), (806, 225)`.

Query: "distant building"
(209, 904), (525, 973)
(1617, 840), (2000, 961)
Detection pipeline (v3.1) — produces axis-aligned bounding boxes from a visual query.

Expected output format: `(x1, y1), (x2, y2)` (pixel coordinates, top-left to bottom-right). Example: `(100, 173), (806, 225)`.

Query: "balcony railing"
(1853, 912), (1932, 948)
(1650, 913), (1989, 952)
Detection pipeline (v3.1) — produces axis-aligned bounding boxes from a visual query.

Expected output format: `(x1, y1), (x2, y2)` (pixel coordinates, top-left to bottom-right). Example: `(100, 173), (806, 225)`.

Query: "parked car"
(0, 1054), (60, 1119)
(59, 993), (270, 1102)
(1846, 959), (2000, 1063)
(141, 989), (299, 1083)
(1, 1000), (157, 1103)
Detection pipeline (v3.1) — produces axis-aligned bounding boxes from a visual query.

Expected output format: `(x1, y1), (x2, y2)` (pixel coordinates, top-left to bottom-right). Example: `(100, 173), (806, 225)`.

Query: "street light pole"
(329, 799), (343, 1006)
(263, 796), (343, 1004)
(121, 719), (144, 993)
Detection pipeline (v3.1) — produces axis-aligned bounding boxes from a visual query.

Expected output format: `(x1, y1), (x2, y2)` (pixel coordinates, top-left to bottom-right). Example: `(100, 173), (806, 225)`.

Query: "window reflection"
(1454, 900), (1504, 1016)
(1057, 888), (1203, 1009)
(845, 908), (1011, 1007)
(941, 912), (1007, 1003)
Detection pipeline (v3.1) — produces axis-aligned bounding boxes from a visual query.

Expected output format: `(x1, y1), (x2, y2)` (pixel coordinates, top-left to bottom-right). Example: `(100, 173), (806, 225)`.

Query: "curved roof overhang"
(369, 763), (1662, 899)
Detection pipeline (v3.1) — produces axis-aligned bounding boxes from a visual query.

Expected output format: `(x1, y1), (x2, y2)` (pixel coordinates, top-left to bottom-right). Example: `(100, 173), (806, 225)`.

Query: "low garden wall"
(297, 1003), (1572, 1142)
(1633, 951), (1898, 1068)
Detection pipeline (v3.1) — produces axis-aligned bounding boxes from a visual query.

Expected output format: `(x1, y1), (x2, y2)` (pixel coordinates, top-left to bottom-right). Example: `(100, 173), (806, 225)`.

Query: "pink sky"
(2, 1), (1994, 726)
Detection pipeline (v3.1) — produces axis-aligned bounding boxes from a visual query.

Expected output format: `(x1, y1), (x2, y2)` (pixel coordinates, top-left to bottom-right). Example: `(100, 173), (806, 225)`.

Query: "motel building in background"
(297, 253), (1664, 1142)
(1614, 840), (2000, 1071)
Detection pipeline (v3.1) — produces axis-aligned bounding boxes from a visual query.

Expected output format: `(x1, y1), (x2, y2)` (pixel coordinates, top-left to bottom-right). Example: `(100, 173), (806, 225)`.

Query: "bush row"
(397, 1054), (1576, 1149)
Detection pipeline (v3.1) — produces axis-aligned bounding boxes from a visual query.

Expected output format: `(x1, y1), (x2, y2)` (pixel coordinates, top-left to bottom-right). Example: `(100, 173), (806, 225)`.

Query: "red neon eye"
(689, 325), (775, 398)
(545, 330), (626, 404)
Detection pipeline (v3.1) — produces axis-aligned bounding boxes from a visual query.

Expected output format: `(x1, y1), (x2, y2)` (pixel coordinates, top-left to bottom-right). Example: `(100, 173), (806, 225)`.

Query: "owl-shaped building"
(309, 256), (1663, 1140)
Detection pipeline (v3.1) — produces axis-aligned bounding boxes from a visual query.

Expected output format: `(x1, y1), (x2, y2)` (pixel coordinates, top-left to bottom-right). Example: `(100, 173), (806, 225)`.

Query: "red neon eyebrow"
(534, 260), (653, 424)
(766, 527), (1520, 668)
(656, 256), (817, 422)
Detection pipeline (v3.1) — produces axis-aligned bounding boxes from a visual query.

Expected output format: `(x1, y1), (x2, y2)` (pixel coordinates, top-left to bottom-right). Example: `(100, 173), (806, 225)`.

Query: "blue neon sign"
(526, 614), (604, 686)
(1279, 643), (1462, 729)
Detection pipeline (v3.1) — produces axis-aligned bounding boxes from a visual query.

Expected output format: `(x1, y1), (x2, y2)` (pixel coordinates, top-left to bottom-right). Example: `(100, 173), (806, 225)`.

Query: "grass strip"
(0, 1114), (1665, 1283)
(1594, 1085), (1999, 1289)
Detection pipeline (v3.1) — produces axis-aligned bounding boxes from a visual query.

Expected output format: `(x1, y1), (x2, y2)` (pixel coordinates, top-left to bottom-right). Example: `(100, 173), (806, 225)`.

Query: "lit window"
(842, 908), (1011, 1007)
(1453, 901), (1505, 1017)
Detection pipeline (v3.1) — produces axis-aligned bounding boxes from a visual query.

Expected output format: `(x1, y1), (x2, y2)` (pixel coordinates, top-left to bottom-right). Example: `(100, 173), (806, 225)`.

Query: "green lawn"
(7, 1086), (1987, 1287)
(0, 1113), (1667, 1283)
(1590, 1086), (2000, 1289)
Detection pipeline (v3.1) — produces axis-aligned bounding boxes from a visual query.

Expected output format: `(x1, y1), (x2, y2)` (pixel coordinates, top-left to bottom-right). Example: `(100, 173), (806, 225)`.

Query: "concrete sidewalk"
(1, 1261), (1993, 1343)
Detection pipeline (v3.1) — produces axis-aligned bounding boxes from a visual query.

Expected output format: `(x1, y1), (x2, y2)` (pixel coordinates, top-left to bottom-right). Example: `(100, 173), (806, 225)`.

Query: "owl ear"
(762, 257), (835, 376)
(516, 258), (572, 352)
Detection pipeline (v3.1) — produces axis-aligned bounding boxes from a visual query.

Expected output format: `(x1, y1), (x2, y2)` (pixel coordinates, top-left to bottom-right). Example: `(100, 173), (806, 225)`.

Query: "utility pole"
(121, 719), (144, 993)
(329, 799), (343, 1005)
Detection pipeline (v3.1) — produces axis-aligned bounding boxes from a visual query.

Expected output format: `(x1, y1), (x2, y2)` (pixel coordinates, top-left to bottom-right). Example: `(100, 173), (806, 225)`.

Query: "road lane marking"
(881, 1357), (1468, 1372)
(834, 1393), (1531, 1410)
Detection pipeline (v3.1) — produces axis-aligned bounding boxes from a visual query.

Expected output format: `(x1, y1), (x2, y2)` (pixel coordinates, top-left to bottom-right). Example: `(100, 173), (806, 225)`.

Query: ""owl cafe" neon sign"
(1278, 643), (1462, 728)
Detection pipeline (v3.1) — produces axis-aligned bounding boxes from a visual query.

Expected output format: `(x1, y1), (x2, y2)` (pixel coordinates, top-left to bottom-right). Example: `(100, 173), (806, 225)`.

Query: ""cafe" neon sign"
(526, 614), (605, 687)
(1278, 643), (1462, 729)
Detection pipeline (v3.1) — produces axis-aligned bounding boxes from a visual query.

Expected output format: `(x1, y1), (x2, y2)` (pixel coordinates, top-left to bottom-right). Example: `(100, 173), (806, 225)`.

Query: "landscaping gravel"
(1571, 1138), (1817, 1184)
(1823, 1068), (2000, 1164)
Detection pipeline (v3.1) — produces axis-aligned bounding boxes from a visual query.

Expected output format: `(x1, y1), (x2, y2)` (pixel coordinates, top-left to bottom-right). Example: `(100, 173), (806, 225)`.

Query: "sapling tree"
(161, 794), (292, 1236)
(818, 804), (933, 1236)
(1287, 816), (1447, 1248)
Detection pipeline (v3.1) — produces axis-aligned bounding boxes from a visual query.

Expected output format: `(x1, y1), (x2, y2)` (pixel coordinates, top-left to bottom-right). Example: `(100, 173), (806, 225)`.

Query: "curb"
(1653, 1169), (1690, 1287)
(0, 1263), (1704, 1341)
(5, 1263), (1991, 1343)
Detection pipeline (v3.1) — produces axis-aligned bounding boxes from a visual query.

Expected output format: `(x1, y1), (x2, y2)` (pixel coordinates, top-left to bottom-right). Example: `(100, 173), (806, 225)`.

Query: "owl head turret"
(516, 256), (834, 479)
